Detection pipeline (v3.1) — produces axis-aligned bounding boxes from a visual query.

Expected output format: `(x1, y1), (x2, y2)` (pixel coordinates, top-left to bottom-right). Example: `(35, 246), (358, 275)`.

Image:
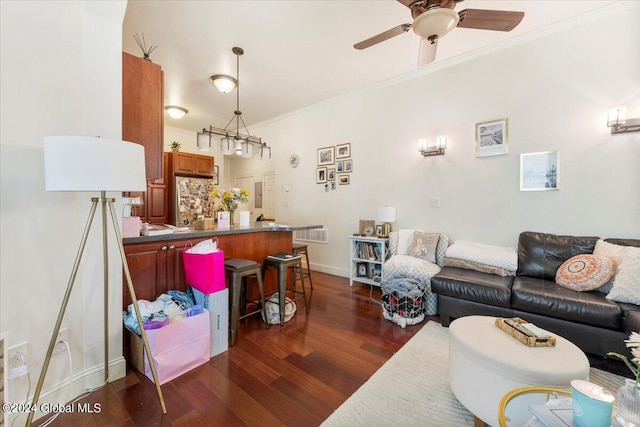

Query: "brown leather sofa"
(431, 231), (640, 357)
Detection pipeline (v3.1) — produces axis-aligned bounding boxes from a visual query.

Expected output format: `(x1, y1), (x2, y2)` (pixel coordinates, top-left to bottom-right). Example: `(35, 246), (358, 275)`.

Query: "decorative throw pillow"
(593, 239), (629, 294)
(397, 229), (421, 255)
(555, 254), (616, 292)
(407, 232), (439, 263)
(604, 245), (640, 305)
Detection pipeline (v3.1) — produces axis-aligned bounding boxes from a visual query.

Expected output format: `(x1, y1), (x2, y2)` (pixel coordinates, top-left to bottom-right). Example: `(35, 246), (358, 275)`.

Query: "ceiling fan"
(354, 0), (524, 65)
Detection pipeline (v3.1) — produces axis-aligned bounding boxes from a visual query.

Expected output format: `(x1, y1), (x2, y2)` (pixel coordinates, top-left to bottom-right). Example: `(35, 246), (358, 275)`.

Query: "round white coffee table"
(449, 316), (590, 426)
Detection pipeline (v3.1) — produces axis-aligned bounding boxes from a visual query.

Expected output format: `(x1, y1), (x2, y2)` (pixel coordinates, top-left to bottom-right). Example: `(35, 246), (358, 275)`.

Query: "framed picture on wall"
(476, 118), (508, 157)
(336, 143), (351, 159)
(316, 167), (327, 184)
(520, 151), (559, 191)
(212, 165), (219, 185)
(327, 168), (336, 181)
(344, 159), (353, 173)
(336, 161), (344, 173)
(317, 146), (335, 166)
(338, 174), (350, 185)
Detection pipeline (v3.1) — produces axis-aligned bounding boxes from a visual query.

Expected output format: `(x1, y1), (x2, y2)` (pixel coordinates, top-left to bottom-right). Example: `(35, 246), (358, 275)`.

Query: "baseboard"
(309, 262), (348, 278)
(7, 356), (126, 425)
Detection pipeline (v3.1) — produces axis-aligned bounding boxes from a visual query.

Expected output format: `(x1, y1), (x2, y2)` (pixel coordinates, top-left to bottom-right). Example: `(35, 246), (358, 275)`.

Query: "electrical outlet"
(54, 327), (69, 354)
(7, 342), (28, 379)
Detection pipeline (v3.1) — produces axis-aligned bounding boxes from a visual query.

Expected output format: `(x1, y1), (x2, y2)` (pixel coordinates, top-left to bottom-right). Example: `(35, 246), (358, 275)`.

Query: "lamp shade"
(260, 145), (271, 161)
(220, 136), (234, 155)
(44, 136), (146, 192)
(197, 131), (211, 151)
(377, 206), (396, 223)
(240, 139), (253, 158)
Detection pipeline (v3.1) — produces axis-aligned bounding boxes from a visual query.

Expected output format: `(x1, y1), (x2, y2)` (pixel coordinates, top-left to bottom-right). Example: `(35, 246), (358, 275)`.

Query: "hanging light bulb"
(234, 139), (243, 155)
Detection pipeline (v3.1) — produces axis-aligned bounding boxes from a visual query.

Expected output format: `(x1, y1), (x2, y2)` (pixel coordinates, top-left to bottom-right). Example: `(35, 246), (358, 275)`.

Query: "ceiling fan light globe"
(412, 8), (459, 39)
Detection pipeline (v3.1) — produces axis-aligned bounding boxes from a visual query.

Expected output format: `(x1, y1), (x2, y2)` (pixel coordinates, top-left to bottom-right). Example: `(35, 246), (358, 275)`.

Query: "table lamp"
(28, 136), (166, 425)
(377, 206), (396, 237)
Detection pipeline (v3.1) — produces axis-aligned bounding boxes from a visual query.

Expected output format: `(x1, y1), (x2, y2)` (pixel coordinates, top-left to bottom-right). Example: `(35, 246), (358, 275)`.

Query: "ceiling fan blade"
(457, 9), (524, 32)
(418, 37), (437, 66)
(354, 24), (411, 50)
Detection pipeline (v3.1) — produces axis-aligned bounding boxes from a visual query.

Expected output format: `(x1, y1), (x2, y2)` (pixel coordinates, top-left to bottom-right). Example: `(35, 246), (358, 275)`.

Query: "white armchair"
(382, 230), (449, 317)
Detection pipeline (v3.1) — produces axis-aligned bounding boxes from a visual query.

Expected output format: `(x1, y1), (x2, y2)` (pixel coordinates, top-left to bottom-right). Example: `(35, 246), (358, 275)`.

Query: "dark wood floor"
(34, 271), (629, 426)
(35, 272), (430, 426)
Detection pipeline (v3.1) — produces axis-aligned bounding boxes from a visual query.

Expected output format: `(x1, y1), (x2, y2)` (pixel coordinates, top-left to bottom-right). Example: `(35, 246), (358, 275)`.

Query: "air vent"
(294, 228), (328, 244)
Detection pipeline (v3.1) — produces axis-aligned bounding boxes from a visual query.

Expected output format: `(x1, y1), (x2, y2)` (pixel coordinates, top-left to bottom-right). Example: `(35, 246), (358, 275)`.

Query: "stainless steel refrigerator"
(174, 176), (217, 226)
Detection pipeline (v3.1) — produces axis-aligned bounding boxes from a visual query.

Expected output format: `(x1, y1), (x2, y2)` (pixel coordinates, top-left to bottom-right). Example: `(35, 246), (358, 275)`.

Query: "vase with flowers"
(212, 187), (249, 225)
(608, 332), (640, 426)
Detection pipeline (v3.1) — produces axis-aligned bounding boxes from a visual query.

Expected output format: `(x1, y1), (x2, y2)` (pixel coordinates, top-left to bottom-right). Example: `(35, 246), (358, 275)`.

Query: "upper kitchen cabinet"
(122, 52), (164, 180)
(168, 151), (214, 177)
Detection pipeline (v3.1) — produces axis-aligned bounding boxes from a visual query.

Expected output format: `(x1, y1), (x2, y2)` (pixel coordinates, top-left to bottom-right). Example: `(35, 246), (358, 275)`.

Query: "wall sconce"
(608, 106), (640, 134)
(419, 136), (447, 156)
(164, 105), (188, 120)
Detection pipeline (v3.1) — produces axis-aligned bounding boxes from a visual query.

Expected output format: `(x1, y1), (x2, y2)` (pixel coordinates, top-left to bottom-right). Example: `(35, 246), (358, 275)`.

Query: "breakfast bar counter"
(122, 223), (322, 308)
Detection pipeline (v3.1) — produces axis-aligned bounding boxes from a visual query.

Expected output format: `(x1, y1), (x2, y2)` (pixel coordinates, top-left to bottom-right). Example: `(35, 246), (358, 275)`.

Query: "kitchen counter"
(123, 223), (322, 244)
(121, 223), (322, 309)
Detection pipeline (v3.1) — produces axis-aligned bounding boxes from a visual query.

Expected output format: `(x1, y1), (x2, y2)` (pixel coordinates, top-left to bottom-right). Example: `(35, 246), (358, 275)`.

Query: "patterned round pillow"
(555, 254), (615, 291)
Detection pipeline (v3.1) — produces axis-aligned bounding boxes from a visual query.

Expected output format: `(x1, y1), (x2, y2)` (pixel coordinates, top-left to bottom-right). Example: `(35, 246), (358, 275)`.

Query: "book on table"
(267, 252), (301, 260)
(141, 224), (174, 236)
(529, 399), (623, 427)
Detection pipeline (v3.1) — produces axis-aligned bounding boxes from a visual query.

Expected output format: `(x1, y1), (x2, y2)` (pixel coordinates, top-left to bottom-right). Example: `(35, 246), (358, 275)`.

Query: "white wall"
(0, 0), (127, 418)
(251, 3), (640, 276)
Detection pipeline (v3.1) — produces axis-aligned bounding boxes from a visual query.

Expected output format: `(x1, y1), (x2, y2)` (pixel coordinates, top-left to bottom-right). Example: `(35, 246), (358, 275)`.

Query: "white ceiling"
(122, 0), (616, 135)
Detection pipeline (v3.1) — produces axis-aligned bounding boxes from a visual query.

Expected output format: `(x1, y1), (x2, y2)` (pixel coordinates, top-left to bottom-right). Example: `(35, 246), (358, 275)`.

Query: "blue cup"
(571, 379), (615, 427)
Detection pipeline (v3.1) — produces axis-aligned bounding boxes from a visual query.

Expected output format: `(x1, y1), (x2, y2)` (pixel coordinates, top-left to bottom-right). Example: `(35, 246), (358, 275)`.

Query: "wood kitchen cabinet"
(122, 52), (164, 180)
(124, 153), (170, 225)
(169, 151), (215, 177)
(123, 239), (189, 309)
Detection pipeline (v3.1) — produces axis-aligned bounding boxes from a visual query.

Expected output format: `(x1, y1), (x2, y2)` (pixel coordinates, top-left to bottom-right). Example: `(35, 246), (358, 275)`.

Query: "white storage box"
(190, 287), (229, 357)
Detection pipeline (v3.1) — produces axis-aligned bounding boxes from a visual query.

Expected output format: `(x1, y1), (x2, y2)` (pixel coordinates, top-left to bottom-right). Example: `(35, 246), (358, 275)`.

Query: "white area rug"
(321, 321), (626, 427)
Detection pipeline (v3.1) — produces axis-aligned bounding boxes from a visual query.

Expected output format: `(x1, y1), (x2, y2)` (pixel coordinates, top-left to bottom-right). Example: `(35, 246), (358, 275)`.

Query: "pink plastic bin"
(183, 246), (225, 295)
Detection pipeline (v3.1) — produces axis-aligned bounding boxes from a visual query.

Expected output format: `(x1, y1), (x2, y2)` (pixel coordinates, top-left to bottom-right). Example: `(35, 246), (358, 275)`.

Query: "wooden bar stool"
(225, 259), (265, 346)
(292, 243), (314, 290)
(262, 253), (309, 326)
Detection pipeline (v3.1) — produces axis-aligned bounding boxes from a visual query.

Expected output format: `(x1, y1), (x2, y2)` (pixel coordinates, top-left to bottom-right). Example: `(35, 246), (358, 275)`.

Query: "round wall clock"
(289, 154), (300, 168)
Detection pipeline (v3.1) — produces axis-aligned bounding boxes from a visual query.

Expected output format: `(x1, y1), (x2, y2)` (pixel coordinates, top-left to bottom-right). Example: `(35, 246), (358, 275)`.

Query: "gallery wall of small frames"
(317, 143), (351, 191)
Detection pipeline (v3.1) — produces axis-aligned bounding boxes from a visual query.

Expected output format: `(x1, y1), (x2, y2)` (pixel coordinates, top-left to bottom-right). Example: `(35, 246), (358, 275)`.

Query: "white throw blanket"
(446, 240), (518, 271)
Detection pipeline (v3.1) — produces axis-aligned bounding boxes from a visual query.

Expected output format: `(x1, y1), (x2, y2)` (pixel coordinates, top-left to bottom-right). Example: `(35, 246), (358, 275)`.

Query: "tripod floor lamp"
(27, 136), (166, 425)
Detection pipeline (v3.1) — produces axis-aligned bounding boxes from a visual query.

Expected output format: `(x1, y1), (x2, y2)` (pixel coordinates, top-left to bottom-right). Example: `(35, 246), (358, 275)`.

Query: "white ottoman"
(449, 316), (590, 426)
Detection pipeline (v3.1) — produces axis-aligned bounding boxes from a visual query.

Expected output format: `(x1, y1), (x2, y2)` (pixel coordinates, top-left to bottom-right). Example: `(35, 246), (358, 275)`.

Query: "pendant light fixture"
(197, 47), (272, 160)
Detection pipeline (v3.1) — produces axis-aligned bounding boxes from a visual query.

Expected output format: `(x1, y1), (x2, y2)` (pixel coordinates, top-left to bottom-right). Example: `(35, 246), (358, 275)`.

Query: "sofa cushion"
(511, 276), (622, 330)
(516, 231), (599, 281)
(431, 267), (514, 308)
(555, 254), (615, 291)
(619, 303), (640, 335)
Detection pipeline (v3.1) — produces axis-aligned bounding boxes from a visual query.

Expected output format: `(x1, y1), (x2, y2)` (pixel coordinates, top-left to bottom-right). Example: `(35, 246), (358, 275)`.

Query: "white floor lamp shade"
(44, 136), (146, 192)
